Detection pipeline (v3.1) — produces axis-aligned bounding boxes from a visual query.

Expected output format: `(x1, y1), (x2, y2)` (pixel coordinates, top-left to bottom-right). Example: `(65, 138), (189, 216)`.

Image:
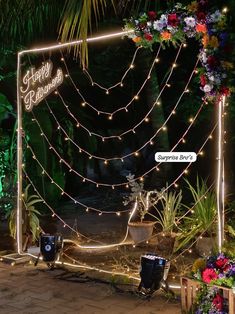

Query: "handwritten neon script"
(20, 61), (63, 111)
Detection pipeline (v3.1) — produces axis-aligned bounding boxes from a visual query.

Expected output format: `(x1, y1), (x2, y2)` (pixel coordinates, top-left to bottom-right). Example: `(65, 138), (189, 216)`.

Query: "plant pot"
(128, 221), (155, 244)
(155, 232), (176, 255)
(196, 236), (217, 257)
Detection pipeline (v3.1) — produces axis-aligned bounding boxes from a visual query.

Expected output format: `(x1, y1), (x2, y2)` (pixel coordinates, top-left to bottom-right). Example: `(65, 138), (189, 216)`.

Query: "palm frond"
(58, 0), (115, 67)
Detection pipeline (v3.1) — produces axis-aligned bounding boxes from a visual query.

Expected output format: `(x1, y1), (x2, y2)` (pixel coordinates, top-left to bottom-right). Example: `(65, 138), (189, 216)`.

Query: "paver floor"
(0, 262), (181, 314)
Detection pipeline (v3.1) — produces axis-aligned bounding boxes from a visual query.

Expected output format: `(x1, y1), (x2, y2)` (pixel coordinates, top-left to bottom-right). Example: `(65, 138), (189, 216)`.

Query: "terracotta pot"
(196, 236), (217, 256)
(155, 232), (176, 254)
(128, 221), (155, 244)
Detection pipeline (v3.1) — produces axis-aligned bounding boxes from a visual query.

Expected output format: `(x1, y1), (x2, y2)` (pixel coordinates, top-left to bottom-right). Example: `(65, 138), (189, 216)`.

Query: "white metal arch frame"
(16, 30), (225, 254)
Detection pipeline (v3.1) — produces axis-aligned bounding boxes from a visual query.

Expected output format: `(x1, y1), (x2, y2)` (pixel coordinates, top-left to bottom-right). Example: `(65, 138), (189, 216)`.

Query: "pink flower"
(148, 11), (157, 21)
(202, 268), (218, 283)
(168, 14), (179, 27)
(144, 33), (153, 41)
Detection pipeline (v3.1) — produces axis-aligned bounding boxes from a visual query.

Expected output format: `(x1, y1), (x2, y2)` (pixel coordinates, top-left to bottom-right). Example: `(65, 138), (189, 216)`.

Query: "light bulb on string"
(134, 95), (139, 100)
(130, 64), (134, 69)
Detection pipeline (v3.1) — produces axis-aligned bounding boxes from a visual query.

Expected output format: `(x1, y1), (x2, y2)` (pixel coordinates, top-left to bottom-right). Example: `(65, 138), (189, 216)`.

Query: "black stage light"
(138, 253), (167, 297)
(39, 234), (63, 268)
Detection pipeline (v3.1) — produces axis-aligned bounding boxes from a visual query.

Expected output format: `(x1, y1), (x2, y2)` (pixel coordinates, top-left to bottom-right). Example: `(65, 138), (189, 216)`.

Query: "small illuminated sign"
(20, 60), (63, 112)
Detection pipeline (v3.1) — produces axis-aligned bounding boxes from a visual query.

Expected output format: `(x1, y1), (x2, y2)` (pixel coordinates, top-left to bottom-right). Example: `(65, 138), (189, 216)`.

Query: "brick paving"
(0, 262), (181, 314)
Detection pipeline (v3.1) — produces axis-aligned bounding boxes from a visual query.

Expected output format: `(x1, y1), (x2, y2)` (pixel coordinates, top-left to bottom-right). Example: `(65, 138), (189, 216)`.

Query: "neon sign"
(20, 60), (63, 111)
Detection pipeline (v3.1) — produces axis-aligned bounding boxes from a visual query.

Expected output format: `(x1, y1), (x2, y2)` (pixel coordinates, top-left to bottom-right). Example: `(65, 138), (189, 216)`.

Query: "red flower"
(200, 74), (207, 86)
(197, 12), (206, 21)
(202, 268), (218, 283)
(213, 294), (224, 311)
(148, 11), (157, 20)
(144, 33), (153, 41)
(168, 13), (179, 27)
(207, 56), (219, 69)
(139, 22), (147, 30)
(215, 257), (229, 269)
(220, 86), (230, 96)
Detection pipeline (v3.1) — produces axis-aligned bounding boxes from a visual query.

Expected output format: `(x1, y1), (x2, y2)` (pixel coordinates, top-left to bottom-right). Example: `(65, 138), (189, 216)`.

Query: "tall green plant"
(8, 184), (43, 242)
(175, 177), (217, 252)
(150, 187), (182, 234)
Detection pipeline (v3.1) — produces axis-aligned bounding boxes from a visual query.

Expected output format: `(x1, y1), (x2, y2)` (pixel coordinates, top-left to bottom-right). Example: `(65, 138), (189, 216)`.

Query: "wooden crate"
(180, 277), (235, 314)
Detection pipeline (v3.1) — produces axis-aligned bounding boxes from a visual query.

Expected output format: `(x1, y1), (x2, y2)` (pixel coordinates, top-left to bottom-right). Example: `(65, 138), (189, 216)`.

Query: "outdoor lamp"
(138, 253), (167, 296)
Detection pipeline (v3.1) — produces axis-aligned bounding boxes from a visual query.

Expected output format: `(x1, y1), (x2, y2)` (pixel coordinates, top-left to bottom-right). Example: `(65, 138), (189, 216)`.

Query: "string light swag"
(82, 46), (142, 92)
(124, 1), (231, 100)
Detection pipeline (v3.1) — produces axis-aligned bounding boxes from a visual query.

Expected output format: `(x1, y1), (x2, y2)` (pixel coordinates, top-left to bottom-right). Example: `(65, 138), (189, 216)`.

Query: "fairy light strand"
(45, 67), (199, 163)
(60, 44), (164, 117)
(82, 46), (142, 91)
(29, 99), (206, 188)
(54, 57), (199, 143)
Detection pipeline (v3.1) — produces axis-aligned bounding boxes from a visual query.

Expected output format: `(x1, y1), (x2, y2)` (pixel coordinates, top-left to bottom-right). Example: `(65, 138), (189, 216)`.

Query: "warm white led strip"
(217, 95), (226, 251)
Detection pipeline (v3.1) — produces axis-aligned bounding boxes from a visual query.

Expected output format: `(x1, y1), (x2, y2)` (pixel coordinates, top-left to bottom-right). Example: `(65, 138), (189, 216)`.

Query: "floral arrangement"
(124, 0), (232, 100)
(190, 253), (235, 313)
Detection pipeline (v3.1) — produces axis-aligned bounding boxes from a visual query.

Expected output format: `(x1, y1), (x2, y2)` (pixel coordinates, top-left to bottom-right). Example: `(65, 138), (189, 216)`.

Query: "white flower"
(147, 21), (152, 27)
(200, 51), (207, 64)
(184, 17), (196, 28)
(209, 10), (222, 23)
(153, 20), (164, 31)
(208, 75), (215, 82)
(203, 84), (213, 93)
(160, 14), (167, 25)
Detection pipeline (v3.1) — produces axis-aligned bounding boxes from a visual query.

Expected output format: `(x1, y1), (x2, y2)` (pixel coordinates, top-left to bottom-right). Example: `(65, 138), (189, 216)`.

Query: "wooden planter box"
(180, 277), (235, 314)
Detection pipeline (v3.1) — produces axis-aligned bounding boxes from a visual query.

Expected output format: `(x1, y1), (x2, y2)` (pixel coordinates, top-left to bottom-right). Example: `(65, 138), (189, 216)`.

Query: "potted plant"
(7, 184), (43, 251)
(175, 177), (217, 256)
(124, 174), (159, 244)
(149, 186), (182, 254)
